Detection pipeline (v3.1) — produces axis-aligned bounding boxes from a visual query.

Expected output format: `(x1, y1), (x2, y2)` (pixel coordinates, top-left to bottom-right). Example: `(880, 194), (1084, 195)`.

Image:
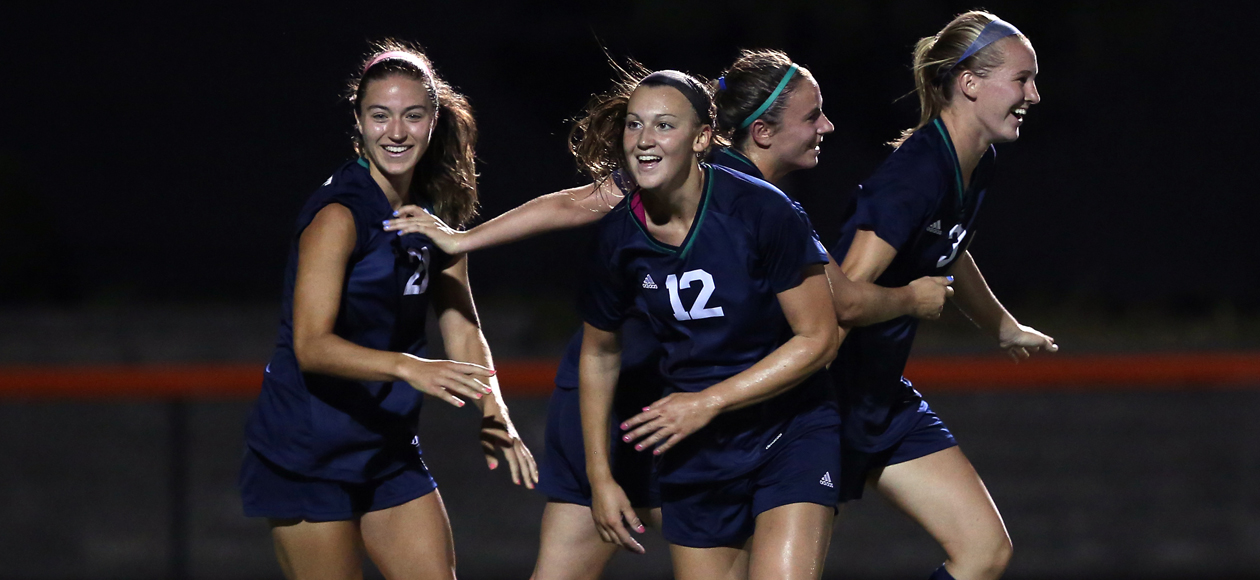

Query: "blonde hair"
(892, 11), (1028, 148)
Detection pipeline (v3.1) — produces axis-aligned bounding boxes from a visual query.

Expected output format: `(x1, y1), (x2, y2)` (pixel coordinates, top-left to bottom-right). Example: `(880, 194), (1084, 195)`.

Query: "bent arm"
(949, 250), (1057, 357)
(292, 204), (416, 381)
(701, 265), (839, 412)
(831, 230), (953, 326)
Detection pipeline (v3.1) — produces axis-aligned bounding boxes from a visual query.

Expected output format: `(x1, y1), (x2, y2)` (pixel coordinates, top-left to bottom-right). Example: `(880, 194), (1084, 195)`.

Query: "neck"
(938, 108), (988, 188)
(639, 161), (705, 225)
(367, 162), (413, 209)
(741, 145), (788, 185)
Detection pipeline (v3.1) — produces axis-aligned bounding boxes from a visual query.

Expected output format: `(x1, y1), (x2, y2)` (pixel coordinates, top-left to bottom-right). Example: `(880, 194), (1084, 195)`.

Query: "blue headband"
(936, 18), (1022, 85)
(739, 63), (798, 129)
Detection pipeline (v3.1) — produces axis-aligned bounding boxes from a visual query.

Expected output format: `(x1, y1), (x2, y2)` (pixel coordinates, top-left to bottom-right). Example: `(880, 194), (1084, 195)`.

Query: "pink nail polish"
(634, 444), (643, 451)
(642, 406), (650, 411)
(620, 423), (629, 430)
(622, 435), (631, 442)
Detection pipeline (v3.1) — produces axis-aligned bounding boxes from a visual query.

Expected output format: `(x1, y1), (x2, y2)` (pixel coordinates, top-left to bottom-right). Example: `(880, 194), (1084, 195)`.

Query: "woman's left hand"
(998, 322), (1058, 362)
(383, 205), (466, 255)
(620, 391), (721, 455)
(480, 411), (538, 488)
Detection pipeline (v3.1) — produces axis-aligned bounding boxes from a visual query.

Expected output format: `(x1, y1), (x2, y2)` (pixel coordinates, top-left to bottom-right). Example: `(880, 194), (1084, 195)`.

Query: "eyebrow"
(366, 104), (430, 113)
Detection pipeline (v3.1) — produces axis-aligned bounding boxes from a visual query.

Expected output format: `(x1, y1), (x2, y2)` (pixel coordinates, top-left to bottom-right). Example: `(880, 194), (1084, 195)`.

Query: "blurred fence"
(1, 355), (1259, 579)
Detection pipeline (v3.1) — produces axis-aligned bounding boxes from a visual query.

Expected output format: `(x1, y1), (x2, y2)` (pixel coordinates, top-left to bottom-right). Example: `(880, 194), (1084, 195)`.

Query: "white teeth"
(384, 145), (409, 153)
(637, 155), (661, 162)
(1013, 108), (1027, 116)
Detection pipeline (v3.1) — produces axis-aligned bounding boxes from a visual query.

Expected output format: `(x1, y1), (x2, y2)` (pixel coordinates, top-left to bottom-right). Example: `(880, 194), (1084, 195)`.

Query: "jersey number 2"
(665, 270), (724, 321)
(405, 248), (430, 295)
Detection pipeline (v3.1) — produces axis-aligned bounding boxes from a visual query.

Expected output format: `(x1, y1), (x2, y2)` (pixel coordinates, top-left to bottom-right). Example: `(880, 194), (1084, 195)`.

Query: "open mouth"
(383, 144), (412, 156)
(1011, 107), (1028, 122)
(636, 154), (662, 170)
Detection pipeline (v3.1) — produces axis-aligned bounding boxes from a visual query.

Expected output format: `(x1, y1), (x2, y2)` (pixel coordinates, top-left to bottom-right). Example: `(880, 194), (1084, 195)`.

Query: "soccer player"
(239, 41), (536, 580)
(577, 68), (840, 580)
(830, 12), (1055, 580)
(382, 52), (953, 580)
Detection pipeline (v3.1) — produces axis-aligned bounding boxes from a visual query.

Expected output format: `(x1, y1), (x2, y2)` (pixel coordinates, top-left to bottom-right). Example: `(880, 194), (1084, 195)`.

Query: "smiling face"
(968, 36), (1040, 143)
(355, 74), (437, 180)
(622, 85), (711, 191)
(766, 73), (835, 172)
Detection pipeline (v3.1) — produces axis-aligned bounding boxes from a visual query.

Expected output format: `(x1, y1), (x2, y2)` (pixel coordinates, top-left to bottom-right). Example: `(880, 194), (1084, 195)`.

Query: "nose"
(819, 111), (836, 135)
(387, 116), (406, 142)
(1026, 79), (1041, 105)
(637, 128), (654, 149)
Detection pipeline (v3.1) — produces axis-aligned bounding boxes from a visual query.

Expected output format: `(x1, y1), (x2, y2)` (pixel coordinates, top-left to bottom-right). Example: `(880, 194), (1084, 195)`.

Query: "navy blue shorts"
(535, 386), (660, 508)
(838, 401), (957, 502)
(659, 422), (841, 548)
(240, 447), (437, 521)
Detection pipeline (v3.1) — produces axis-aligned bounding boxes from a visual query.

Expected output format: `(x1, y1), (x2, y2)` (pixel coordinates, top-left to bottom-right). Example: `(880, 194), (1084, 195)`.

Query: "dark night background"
(3, 1), (1256, 313)
(2, 2), (1259, 579)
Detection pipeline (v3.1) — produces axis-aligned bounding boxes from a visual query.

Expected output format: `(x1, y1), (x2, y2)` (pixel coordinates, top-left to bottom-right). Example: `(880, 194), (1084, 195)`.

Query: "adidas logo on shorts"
(642, 274), (658, 289)
(927, 220), (943, 235)
(819, 472), (834, 488)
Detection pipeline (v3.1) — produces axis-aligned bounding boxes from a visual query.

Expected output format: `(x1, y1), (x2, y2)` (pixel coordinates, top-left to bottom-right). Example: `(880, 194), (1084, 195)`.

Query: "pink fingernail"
(622, 435), (631, 442)
(620, 422), (629, 430)
(634, 444), (643, 451)
(653, 449), (662, 455)
(642, 406), (650, 411)
(489, 370), (497, 376)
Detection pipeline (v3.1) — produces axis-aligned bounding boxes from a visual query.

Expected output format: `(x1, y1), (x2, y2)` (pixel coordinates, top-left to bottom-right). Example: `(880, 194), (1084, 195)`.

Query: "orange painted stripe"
(0, 353), (1256, 400)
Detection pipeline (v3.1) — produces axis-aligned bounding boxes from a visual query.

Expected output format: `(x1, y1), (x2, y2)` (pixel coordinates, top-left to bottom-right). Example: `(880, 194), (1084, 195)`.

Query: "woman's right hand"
(395, 353), (494, 408)
(382, 206), (466, 254)
(590, 478), (646, 554)
(907, 275), (954, 320)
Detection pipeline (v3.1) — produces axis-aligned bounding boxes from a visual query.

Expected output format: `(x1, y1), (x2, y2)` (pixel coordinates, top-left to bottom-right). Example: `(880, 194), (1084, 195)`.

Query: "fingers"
(382, 216), (438, 234)
(621, 417), (664, 448)
(521, 442), (539, 486)
(653, 433), (684, 455)
(944, 285), (955, 298)
(614, 508), (646, 554)
(481, 440), (499, 470)
(449, 360), (496, 378)
(629, 424), (672, 453)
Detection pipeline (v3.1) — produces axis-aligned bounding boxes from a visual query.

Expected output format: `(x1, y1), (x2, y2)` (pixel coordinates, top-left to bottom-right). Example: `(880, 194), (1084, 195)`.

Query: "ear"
(957, 70), (981, 101)
(354, 111), (364, 137)
(693, 124), (712, 154)
(748, 119), (775, 149)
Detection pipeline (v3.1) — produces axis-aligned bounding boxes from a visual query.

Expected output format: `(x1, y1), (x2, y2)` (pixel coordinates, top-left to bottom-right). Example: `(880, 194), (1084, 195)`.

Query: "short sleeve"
(848, 166), (940, 253)
(579, 229), (633, 332)
(757, 195), (830, 294)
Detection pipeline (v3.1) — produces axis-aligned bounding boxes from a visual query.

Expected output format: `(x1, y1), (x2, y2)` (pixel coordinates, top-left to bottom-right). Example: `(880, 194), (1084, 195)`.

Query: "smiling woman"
(571, 67), (843, 580)
(239, 40), (536, 580)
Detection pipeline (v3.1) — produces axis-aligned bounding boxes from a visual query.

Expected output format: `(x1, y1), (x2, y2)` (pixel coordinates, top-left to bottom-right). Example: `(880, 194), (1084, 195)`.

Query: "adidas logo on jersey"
(323, 175), (334, 186)
(927, 220), (943, 235)
(642, 274), (658, 289)
(819, 472), (834, 488)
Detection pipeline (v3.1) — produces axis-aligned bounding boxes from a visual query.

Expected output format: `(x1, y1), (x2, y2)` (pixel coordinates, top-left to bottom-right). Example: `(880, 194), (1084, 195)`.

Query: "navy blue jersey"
(581, 163), (836, 485)
(554, 149), (763, 390)
(246, 158), (452, 483)
(829, 118), (994, 453)
(710, 147), (764, 180)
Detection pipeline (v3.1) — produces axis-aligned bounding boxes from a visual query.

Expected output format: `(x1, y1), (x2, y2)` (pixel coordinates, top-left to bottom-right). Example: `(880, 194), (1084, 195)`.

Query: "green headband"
(739, 63), (799, 129)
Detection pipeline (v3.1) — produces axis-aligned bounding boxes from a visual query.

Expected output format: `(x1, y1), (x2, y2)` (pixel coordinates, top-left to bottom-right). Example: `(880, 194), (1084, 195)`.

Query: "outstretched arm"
(949, 250), (1057, 361)
(291, 204), (493, 408)
(432, 253), (538, 487)
(579, 324), (646, 554)
(621, 265), (839, 455)
(382, 180), (624, 254)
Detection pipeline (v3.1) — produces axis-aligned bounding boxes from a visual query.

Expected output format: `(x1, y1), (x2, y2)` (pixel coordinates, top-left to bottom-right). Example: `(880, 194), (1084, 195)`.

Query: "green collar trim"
(630, 164), (714, 259)
(932, 118), (966, 206)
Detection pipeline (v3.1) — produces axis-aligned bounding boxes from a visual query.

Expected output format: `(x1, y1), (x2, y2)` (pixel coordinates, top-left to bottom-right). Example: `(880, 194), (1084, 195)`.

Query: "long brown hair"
(569, 59), (719, 186)
(348, 39), (479, 227)
(893, 11), (1029, 148)
(711, 49), (808, 152)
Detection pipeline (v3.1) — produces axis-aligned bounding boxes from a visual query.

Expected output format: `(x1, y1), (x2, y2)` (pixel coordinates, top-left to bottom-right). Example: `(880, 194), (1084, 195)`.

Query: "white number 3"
(937, 224), (967, 268)
(665, 269), (724, 321)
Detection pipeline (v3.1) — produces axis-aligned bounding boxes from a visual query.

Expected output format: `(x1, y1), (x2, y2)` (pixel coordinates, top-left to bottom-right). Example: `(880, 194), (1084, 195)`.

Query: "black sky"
(2, 1), (1255, 311)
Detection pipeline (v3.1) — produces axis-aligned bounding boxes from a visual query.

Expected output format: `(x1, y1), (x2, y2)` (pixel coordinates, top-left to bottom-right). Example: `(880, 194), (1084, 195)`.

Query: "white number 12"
(665, 269), (724, 321)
